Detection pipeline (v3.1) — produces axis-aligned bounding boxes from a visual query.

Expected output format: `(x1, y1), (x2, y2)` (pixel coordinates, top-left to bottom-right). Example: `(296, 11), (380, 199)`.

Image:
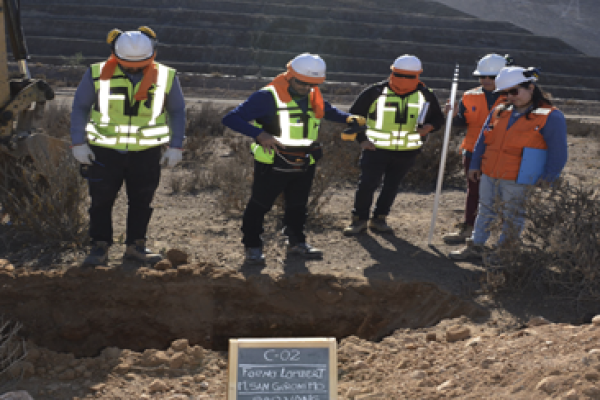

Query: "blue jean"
(471, 174), (528, 246)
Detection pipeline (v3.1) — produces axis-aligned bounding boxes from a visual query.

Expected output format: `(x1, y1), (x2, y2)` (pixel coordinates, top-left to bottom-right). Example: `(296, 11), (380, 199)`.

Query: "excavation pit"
(0, 263), (486, 357)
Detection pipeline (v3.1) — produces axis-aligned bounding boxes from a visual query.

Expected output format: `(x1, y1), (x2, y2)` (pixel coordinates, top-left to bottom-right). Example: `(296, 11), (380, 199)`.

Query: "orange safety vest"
(461, 87), (504, 152)
(481, 105), (555, 181)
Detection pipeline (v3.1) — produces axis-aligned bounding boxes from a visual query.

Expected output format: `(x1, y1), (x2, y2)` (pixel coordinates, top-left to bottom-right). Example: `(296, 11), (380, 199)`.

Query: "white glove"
(72, 143), (95, 165)
(160, 147), (183, 168)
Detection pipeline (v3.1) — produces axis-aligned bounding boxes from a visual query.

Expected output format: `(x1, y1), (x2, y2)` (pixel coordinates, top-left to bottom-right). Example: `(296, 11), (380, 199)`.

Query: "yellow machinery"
(0, 0), (65, 168)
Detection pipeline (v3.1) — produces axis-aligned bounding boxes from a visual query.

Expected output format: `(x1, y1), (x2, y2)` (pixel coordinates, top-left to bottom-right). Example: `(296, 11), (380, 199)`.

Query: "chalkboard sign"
(228, 338), (337, 400)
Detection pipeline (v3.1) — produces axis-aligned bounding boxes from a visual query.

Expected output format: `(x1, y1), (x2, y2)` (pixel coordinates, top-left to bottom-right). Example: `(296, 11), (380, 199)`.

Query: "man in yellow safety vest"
(70, 27), (186, 266)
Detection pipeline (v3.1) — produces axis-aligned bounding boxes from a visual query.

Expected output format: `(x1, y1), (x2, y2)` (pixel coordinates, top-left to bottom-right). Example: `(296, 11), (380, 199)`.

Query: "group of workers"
(69, 27), (568, 266)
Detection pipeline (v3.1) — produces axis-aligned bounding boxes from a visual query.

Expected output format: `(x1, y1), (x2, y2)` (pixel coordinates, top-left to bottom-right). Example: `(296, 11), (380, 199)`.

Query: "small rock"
(437, 380), (454, 391)
(149, 379), (169, 393)
(410, 370), (426, 380)
(446, 325), (471, 342)
(171, 339), (189, 352)
(527, 316), (551, 327)
(346, 387), (362, 398)
(166, 249), (189, 266)
(154, 260), (172, 270)
(89, 383), (105, 392)
(584, 372), (599, 381)
(425, 332), (437, 342)
(562, 389), (579, 400)
(592, 315), (600, 326)
(170, 352), (187, 369)
(536, 376), (562, 394)
(465, 336), (482, 347)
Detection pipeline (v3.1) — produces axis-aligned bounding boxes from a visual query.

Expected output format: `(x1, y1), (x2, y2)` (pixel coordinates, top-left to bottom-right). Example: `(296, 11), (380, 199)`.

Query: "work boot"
(244, 247), (265, 265)
(287, 242), (323, 259)
(123, 240), (163, 264)
(343, 216), (368, 236)
(449, 239), (485, 260)
(83, 241), (109, 266)
(442, 222), (474, 245)
(368, 215), (393, 233)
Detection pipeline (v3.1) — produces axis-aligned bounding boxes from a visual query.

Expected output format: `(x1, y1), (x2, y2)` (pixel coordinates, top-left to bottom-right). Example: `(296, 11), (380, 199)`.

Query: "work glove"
(71, 143), (95, 165)
(346, 115), (366, 126)
(160, 147), (183, 168)
(342, 115), (367, 141)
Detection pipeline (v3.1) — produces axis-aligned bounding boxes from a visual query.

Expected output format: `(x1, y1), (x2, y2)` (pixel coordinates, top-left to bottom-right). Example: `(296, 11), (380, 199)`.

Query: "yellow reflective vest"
(365, 87), (426, 151)
(86, 61), (176, 151)
(251, 86), (321, 164)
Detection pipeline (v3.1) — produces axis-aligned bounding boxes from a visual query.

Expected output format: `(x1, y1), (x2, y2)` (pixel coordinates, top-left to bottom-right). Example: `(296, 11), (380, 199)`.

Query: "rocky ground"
(0, 97), (599, 399)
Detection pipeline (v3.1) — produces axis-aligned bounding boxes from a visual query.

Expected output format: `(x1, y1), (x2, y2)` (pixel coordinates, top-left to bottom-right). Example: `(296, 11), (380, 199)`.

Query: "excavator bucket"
(0, 0), (69, 175)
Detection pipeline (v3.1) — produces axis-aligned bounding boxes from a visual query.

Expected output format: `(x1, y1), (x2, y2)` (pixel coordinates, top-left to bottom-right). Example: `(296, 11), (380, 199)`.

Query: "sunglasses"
(392, 72), (417, 79)
(479, 75), (496, 80)
(499, 87), (521, 96)
(294, 79), (318, 87)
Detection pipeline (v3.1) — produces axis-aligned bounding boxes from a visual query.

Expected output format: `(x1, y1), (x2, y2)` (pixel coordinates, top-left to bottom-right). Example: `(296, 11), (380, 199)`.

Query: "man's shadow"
(357, 230), (482, 295)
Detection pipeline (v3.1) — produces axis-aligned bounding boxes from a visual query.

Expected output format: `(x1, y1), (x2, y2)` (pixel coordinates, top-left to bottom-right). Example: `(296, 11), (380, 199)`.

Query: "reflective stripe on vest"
(365, 87), (426, 150)
(481, 105), (554, 181)
(86, 62), (175, 151)
(461, 87), (504, 152)
(251, 86), (321, 164)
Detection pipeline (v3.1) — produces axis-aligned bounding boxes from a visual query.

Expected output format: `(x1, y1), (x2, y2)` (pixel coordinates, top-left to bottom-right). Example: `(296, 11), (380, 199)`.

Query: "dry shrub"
(403, 128), (464, 189)
(184, 103), (232, 160)
(308, 121), (360, 216)
(566, 119), (599, 138)
(0, 151), (89, 246)
(0, 317), (26, 391)
(36, 102), (71, 139)
(483, 180), (600, 309)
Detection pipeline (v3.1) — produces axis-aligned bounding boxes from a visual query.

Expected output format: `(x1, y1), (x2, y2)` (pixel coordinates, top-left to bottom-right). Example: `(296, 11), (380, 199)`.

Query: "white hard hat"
(391, 55), (422, 72)
(114, 31), (155, 61)
(473, 54), (506, 76)
(289, 53), (326, 81)
(494, 66), (537, 92)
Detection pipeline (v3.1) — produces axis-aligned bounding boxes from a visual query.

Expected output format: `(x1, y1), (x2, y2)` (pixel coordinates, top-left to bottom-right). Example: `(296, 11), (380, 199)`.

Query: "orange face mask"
(100, 53), (158, 101)
(389, 69), (422, 95)
(266, 63), (326, 119)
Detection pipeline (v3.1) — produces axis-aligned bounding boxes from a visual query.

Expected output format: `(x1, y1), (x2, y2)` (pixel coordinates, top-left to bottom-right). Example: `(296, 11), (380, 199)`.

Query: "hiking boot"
(83, 241), (109, 266)
(449, 239), (485, 260)
(343, 216), (368, 236)
(442, 222), (474, 244)
(124, 240), (163, 264)
(244, 247), (265, 265)
(368, 215), (393, 233)
(287, 243), (323, 259)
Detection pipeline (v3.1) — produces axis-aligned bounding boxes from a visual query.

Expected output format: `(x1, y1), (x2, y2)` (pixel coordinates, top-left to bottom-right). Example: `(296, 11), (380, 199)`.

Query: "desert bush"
(0, 150), (89, 246)
(0, 317), (26, 391)
(183, 103), (232, 162)
(402, 128), (464, 190)
(566, 119), (599, 138)
(483, 180), (600, 308)
(37, 103), (71, 139)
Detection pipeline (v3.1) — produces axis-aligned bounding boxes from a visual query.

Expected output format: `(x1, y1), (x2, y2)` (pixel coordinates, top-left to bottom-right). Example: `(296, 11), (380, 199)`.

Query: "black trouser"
(85, 145), (161, 246)
(352, 148), (418, 221)
(242, 161), (316, 248)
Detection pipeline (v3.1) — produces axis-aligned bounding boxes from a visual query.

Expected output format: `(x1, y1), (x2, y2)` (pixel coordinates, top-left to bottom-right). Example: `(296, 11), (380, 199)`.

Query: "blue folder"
(517, 147), (547, 184)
